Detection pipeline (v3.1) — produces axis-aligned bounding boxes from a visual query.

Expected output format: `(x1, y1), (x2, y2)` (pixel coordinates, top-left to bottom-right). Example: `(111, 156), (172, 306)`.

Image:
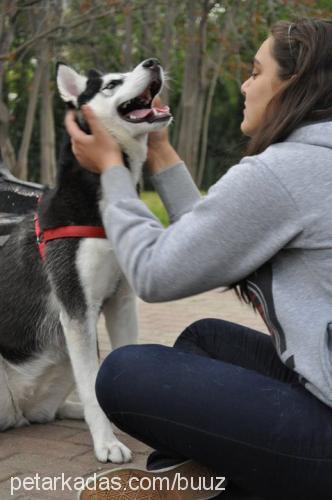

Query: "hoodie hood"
(285, 120), (332, 149)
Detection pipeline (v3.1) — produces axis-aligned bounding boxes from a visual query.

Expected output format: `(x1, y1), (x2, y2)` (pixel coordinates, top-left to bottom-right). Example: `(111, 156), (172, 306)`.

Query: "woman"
(66, 19), (332, 500)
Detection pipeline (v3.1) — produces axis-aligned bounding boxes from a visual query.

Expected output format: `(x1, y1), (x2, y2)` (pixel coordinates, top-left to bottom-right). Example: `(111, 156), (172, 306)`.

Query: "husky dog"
(0, 58), (171, 463)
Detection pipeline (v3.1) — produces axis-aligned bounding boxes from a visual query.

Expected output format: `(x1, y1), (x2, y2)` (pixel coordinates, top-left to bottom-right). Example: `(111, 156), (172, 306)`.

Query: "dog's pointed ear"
(56, 63), (87, 107)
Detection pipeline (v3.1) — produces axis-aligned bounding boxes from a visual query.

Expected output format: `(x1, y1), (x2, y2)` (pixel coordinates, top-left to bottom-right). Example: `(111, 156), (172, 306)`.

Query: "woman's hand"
(146, 97), (182, 175)
(64, 105), (123, 174)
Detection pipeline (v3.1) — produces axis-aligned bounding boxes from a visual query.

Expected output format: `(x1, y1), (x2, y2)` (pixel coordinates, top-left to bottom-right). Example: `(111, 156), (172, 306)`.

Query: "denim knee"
(95, 344), (138, 413)
(95, 343), (169, 414)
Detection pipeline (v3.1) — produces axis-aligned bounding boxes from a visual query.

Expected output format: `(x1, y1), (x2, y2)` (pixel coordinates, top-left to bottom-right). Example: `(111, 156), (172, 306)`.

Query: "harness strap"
(34, 213), (106, 261)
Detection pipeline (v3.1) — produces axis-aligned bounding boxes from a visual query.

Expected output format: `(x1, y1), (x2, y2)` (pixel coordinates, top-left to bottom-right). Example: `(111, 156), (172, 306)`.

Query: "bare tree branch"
(0, 8), (115, 61)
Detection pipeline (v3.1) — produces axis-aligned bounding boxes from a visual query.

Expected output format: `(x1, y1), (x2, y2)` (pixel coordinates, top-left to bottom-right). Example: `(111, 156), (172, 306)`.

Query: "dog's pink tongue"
(126, 105), (170, 119)
(128, 108), (152, 118)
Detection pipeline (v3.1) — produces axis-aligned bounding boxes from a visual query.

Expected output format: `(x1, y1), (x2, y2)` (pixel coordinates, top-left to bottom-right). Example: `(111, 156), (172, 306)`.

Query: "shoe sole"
(78, 461), (223, 499)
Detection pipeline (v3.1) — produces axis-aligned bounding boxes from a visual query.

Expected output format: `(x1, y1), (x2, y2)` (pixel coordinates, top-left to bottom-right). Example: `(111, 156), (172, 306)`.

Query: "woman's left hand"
(65, 105), (123, 174)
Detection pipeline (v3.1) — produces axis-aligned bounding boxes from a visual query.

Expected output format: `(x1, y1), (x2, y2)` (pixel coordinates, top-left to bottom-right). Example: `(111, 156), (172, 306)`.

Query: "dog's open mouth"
(118, 79), (171, 123)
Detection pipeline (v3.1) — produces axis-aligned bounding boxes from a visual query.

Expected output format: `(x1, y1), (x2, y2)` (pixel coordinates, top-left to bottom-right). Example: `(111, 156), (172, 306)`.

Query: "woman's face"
(241, 36), (288, 137)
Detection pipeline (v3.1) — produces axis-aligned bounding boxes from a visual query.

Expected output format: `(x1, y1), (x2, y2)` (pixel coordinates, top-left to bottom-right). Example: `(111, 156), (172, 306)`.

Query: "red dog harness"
(34, 213), (106, 261)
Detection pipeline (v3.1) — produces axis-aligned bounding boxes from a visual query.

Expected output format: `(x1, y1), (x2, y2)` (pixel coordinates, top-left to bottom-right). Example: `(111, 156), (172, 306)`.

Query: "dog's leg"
(57, 401), (84, 420)
(59, 308), (132, 463)
(23, 358), (77, 424)
(103, 276), (138, 350)
(0, 356), (29, 430)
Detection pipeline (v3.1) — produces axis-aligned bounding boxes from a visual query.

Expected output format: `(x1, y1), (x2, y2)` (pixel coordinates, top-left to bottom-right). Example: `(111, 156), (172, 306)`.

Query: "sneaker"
(146, 450), (188, 471)
(78, 459), (226, 499)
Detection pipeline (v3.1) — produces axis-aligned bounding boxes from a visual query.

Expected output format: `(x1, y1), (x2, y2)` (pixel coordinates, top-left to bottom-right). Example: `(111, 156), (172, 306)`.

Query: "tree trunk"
(176, 0), (210, 183)
(139, 0), (156, 59)
(0, 99), (15, 168)
(0, 0), (18, 170)
(13, 59), (43, 179)
(123, 0), (133, 68)
(175, 0), (198, 170)
(40, 48), (56, 186)
(39, 1), (58, 186)
(160, 1), (176, 104)
(197, 48), (225, 187)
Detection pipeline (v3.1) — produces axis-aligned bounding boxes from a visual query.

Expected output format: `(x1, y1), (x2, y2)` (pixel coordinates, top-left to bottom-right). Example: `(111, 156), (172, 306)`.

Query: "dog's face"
(56, 59), (172, 139)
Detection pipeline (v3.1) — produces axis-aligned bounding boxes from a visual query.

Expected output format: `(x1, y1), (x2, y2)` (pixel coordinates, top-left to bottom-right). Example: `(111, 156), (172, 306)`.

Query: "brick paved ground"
(0, 289), (268, 499)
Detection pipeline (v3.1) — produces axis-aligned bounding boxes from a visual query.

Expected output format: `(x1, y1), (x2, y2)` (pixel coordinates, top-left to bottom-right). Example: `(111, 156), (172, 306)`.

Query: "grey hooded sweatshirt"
(101, 120), (332, 408)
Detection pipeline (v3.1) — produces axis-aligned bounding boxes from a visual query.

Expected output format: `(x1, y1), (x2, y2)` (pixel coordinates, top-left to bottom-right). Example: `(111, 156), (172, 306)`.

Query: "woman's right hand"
(146, 97), (182, 175)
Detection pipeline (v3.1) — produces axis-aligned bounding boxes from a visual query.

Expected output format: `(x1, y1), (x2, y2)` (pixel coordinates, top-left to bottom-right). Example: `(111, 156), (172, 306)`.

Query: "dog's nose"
(142, 58), (160, 70)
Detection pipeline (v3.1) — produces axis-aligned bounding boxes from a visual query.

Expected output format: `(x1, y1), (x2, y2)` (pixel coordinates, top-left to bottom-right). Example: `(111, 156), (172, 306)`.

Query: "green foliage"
(141, 189), (206, 227)
(204, 78), (247, 189)
(141, 191), (169, 227)
(2, 0), (331, 185)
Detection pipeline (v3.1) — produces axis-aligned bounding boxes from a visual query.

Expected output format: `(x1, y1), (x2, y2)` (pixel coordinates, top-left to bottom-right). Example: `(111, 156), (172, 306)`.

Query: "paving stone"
(0, 449), (19, 462)
(0, 462), (21, 483)
(4, 423), (79, 441)
(0, 289), (268, 498)
(64, 430), (91, 446)
(52, 420), (87, 430)
(0, 436), (89, 460)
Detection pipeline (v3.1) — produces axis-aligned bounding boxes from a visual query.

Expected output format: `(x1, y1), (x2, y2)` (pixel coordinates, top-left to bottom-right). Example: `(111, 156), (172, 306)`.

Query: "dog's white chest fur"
(76, 238), (122, 305)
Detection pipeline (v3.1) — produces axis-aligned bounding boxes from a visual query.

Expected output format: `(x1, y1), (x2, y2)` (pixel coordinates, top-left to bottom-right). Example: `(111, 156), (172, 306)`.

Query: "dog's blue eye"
(104, 79), (123, 90)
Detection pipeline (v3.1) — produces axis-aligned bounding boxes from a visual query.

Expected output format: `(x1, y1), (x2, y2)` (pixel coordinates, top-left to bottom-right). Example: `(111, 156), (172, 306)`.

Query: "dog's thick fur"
(0, 59), (171, 463)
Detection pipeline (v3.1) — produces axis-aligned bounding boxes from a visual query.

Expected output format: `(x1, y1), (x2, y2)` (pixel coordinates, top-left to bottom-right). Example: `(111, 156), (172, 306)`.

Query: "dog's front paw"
(95, 439), (132, 463)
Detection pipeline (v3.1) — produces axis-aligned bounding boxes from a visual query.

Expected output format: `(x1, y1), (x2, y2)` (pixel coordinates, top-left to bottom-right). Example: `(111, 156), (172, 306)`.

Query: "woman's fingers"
(152, 95), (162, 107)
(81, 105), (109, 138)
(64, 111), (90, 142)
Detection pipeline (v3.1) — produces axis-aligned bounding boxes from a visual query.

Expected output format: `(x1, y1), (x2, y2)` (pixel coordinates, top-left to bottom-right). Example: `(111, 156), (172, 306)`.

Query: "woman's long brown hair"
(231, 18), (332, 304)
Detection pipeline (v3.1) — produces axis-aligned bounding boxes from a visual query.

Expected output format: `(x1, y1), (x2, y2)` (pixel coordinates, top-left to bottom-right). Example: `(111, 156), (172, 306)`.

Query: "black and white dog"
(0, 59), (171, 463)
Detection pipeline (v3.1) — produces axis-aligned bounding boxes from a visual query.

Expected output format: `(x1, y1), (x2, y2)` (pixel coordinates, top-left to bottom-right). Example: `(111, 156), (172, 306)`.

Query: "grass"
(141, 189), (206, 227)
(141, 191), (169, 227)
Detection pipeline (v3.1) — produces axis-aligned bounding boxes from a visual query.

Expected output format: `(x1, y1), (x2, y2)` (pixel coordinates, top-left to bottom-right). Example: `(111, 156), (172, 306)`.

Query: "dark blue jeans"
(95, 318), (332, 500)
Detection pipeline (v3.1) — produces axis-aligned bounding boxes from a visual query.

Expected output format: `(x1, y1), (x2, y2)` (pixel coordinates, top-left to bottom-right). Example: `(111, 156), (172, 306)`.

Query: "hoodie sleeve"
(149, 162), (201, 222)
(100, 157), (303, 302)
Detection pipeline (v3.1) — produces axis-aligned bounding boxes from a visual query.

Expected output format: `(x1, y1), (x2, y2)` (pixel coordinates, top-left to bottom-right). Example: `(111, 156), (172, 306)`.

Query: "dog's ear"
(56, 63), (87, 107)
